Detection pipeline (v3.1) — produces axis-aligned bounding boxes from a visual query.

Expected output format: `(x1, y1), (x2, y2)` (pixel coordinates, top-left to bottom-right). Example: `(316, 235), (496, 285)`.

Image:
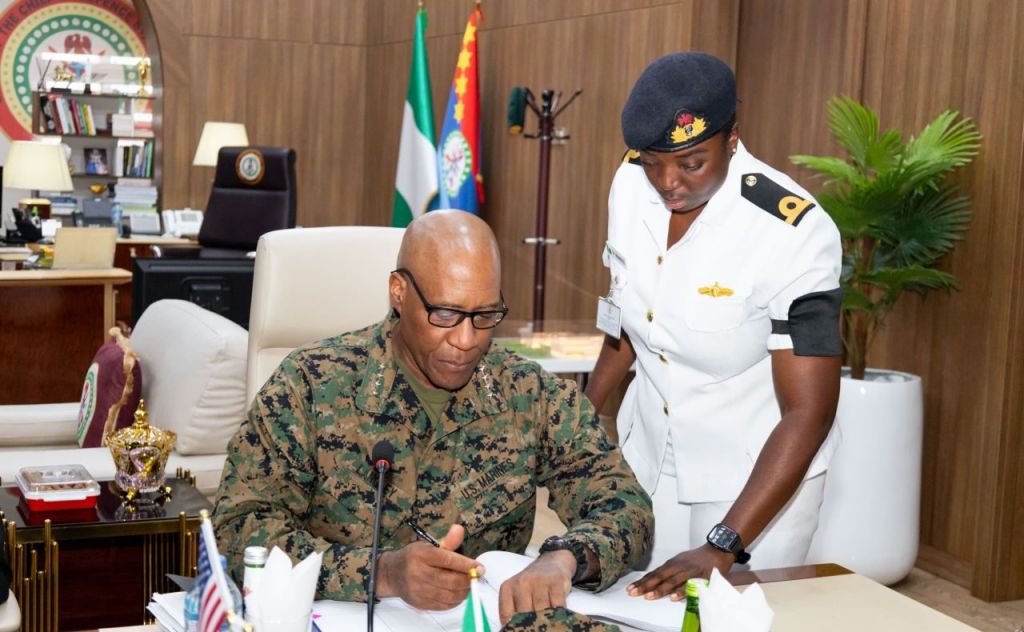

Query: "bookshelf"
(31, 90), (161, 223)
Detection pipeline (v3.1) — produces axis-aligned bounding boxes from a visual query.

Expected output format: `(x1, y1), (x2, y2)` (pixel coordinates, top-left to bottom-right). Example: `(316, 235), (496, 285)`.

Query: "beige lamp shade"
(3, 140), (73, 191)
(192, 121), (249, 167)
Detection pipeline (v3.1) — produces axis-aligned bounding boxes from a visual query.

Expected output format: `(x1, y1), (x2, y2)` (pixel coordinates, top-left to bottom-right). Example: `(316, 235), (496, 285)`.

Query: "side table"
(0, 472), (212, 632)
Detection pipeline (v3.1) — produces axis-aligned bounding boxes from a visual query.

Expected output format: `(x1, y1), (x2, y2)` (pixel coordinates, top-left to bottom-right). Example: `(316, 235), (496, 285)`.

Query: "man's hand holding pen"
(375, 523), (484, 611)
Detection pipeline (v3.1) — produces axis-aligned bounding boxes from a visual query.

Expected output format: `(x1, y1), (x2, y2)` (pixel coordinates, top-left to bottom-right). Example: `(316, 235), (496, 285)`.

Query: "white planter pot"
(806, 368), (923, 585)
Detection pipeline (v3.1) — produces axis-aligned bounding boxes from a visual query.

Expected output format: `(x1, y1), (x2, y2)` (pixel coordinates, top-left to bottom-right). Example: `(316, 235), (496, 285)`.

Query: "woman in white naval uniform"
(584, 52), (843, 601)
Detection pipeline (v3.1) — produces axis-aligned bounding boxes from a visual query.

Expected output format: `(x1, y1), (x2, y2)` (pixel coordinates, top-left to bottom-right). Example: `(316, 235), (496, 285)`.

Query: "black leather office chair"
(134, 146), (297, 327)
(156, 146), (297, 258)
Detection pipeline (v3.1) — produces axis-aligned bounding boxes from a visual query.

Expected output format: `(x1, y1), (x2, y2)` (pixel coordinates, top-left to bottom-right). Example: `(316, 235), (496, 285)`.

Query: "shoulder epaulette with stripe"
(740, 173), (816, 227)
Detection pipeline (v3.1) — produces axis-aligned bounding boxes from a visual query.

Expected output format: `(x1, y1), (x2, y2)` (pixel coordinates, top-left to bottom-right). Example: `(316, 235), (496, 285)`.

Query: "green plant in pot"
(790, 97), (981, 379)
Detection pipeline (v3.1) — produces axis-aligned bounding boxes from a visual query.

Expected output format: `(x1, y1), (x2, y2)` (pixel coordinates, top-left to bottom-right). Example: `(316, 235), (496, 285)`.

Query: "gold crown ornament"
(107, 399), (176, 500)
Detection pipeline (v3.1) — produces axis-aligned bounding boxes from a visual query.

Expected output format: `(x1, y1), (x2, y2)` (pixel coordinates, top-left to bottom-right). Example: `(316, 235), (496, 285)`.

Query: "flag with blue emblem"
(197, 514), (234, 632)
(437, 5), (484, 214)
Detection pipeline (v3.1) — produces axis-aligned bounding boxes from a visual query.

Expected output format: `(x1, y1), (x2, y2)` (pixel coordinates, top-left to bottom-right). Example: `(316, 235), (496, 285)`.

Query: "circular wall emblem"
(76, 361), (98, 443)
(441, 130), (472, 198)
(235, 148), (265, 185)
(0, 1), (148, 140)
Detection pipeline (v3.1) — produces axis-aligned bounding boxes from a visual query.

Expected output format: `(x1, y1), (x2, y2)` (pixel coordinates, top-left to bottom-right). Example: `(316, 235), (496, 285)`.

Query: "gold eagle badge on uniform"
(698, 282), (734, 297)
(741, 173), (815, 226)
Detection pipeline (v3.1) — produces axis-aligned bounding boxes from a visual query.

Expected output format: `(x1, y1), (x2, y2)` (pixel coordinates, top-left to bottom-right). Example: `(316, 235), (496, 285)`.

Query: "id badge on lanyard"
(597, 295), (622, 339)
(597, 241), (626, 339)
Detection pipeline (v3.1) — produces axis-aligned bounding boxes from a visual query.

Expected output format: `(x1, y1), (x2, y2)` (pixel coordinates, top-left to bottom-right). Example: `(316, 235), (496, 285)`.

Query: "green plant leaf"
(884, 185), (971, 267)
(841, 286), (873, 311)
(790, 155), (863, 187)
(787, 98), (978, 371)
(825, 96), (878, 171)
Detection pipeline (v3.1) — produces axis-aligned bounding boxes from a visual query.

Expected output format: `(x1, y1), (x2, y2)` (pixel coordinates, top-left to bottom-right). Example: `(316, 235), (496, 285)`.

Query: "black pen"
(404, 518), (441, 547)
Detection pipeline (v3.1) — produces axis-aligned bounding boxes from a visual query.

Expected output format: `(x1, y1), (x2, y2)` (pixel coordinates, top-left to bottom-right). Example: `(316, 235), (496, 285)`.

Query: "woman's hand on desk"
(376, 524), (483, 611)
(627, 543), (733, 601)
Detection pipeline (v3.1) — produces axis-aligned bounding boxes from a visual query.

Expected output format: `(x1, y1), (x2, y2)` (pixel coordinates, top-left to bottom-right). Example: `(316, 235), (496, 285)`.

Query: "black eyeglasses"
(393, 268), (508, 330)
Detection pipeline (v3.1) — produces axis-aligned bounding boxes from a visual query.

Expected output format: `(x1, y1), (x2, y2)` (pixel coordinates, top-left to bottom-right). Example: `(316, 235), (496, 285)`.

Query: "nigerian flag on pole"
(392, 6), (437, 227)
(461, 570), (492, 632)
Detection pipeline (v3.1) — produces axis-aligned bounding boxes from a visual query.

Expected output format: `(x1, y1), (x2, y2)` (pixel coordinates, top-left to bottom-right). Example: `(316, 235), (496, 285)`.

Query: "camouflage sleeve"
(504, 606), (622, 631)
(212, 357), (378, 601)
(536, 373), (653, 591)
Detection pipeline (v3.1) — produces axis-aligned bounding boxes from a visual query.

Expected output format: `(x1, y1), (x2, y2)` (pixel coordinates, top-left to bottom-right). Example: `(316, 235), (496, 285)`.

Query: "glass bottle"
(681, 578), (707, 632)
(242, 545), (269, 623)
(183, 555), (244, 632)
(220, 554), (245, 625)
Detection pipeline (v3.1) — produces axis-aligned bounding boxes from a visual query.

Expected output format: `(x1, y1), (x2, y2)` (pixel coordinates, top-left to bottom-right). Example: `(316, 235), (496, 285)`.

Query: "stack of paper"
(146, 591), (184, 632)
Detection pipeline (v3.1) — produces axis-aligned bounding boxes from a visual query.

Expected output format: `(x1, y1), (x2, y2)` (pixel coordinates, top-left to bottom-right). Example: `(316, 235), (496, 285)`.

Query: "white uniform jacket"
(605, 141), (842, 503)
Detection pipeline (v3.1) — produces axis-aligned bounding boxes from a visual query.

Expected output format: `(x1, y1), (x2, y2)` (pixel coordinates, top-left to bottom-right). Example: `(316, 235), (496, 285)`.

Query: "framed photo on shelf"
(85, 147), (109, 175)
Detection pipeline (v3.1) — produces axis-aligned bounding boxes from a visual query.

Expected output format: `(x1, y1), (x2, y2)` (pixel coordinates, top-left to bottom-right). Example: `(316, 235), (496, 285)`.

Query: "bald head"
(389, 211), (505, 391)
(397, 210), (500, 278)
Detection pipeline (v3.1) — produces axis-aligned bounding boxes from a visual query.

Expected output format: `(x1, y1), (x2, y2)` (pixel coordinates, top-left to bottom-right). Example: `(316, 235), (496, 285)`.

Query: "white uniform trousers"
(642, 442), (826, 571)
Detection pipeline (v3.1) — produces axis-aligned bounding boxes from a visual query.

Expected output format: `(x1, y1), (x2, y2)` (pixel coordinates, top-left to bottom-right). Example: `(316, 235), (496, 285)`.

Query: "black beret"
(621, 52), (737, 152)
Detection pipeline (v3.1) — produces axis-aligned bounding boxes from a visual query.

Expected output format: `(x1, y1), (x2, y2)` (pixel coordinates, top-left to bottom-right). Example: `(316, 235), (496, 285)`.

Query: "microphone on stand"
(367, 440), (394, 632)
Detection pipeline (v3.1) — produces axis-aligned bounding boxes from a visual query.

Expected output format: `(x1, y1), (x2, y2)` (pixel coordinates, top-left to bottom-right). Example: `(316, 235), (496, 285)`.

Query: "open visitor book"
(310, 550), (685, 632)
(149, 551), (685, 631)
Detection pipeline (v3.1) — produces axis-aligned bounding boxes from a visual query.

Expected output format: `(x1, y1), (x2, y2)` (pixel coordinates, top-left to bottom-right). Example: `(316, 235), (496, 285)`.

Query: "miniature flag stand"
(461, 568), (492, 632)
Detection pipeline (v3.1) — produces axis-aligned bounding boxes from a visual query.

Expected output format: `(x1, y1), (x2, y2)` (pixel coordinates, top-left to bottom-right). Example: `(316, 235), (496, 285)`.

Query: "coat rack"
(508, 87), (582, 331)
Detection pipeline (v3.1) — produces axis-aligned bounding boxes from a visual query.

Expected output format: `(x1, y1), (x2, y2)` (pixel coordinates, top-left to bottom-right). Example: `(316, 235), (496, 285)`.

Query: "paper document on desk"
(313, 551), (683, 632)
(474, 551), (684, 632)
(147, 591), (185, 632)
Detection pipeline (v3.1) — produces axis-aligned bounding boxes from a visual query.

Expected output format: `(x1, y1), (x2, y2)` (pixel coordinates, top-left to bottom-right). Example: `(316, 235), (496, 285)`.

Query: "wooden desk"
(0, 268), (130, 404)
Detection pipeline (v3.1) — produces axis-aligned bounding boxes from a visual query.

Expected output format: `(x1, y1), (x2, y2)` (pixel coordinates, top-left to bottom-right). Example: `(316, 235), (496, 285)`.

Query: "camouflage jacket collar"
(355, 316), (508, 429)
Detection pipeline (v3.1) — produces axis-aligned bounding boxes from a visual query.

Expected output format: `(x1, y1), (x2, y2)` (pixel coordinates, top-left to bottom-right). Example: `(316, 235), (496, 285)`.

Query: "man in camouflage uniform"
(213, 210), (652, 625)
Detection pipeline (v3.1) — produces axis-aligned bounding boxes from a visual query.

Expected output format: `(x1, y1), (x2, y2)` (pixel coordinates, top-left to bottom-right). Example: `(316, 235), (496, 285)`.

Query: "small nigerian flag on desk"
(462, 568), (492, 632)
(437, 4), (484, 214)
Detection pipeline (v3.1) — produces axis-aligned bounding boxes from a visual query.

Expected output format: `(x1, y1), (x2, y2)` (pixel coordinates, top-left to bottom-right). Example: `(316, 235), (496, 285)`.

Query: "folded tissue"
(250, 546), (323, 632)
(698, 567), (774, 632)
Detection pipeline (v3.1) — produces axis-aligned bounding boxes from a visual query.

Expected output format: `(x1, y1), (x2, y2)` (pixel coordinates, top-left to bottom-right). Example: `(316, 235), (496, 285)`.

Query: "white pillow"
(131, 299), (248, 456)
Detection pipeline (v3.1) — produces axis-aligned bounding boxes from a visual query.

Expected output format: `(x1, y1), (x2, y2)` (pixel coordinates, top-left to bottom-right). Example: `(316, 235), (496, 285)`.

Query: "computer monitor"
(132, 257), (255, 328)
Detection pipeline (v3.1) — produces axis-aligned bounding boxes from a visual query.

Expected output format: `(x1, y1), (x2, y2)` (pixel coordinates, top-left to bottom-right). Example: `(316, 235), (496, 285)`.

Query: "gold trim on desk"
(2, 473), (206, 632)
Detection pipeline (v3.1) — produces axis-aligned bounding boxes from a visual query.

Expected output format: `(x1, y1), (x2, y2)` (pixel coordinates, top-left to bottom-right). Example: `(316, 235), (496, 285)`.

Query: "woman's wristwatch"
(706, 523), (751, 564)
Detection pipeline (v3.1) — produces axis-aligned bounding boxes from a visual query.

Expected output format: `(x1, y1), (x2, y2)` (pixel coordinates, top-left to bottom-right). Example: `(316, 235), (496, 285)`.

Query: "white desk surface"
(118, 572), (979, 632)
(760, 573), (977, 631)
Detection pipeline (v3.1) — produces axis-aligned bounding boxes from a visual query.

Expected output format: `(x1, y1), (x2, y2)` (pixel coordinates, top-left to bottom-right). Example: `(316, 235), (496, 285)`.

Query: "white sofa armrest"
(0, 402), (80, 447)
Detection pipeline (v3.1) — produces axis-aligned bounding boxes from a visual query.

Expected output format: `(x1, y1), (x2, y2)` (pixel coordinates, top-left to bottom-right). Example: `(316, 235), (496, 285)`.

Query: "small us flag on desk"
(196, 510), (238, 632)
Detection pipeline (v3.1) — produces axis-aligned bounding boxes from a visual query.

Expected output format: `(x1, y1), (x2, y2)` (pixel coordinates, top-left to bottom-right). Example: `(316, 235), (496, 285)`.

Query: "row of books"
(115, 141), (155, 179)
(39, 94), (100, 136)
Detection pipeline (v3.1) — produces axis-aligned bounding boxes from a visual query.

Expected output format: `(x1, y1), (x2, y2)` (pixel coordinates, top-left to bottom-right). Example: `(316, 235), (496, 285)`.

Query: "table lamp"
(3, 140), (73, 220)
(192, 121), (249, 167)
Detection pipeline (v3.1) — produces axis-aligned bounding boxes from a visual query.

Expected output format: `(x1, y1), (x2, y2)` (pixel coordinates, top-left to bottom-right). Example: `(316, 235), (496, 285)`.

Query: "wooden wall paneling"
(307, 44), (368, 227)
(734, 0), (868, 189)
(186, 0), (314, 42)
(144, 0), (192, 210)
(689, 0), (741, 67)
(861, 0), (1024, 600)
(235, 40), (314, 223)
(184, 0), (231, 37)
(374, 0), (685, 44)
(313, 0), (373, 45)
(185, 36), (251, 207)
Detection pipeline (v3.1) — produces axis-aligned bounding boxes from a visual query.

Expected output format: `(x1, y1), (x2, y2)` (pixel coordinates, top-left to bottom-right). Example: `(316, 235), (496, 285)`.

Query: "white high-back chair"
(246, 226), (405, 403)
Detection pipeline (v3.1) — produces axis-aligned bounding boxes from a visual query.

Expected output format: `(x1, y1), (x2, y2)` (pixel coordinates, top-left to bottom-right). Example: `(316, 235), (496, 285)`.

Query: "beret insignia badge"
(669, 110), (707, 145)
